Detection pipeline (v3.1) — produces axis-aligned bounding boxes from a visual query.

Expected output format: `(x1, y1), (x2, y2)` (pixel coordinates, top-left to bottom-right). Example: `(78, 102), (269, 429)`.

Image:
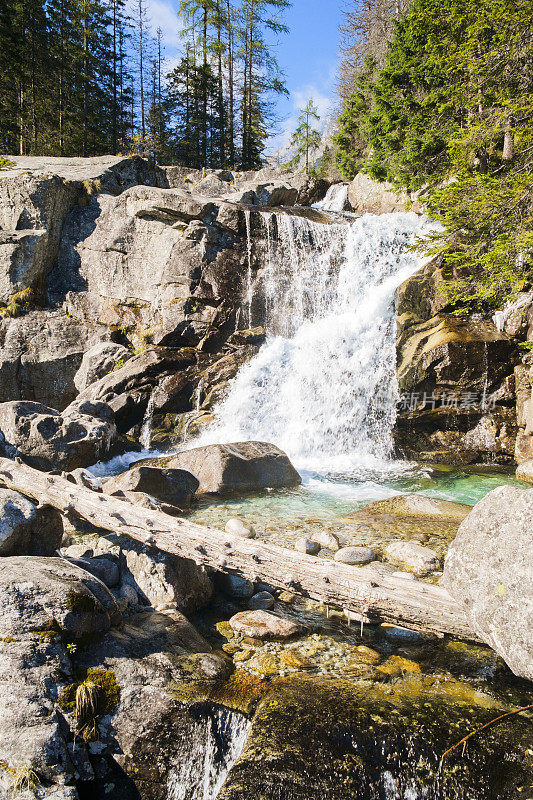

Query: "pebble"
(229, 609), (305, 639)
(334, 547), (375, 565)
(311, 531), (340, 551)
(278, 649), (311, 669)
(225, 518), (256, 539)
(233, 648), (254, 663)
(381, 624), (427, 643)
(351, 645), (381, 665)
(248, 591), (275, 610)
(295, 537), (320, 555)
(217, 574), (255, 600)
(384, 541), (440, 573)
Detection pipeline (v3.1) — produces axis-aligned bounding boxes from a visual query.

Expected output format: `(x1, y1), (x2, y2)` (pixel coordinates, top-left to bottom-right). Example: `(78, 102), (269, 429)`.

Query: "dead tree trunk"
(0, 458), (478, 641)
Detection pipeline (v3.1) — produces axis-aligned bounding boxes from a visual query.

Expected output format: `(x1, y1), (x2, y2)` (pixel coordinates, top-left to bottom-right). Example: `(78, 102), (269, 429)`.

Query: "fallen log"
(0, 457), (478, 641)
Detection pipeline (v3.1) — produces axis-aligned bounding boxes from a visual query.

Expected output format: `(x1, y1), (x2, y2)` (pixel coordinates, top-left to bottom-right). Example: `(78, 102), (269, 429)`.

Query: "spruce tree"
(286, 99), (321, 174)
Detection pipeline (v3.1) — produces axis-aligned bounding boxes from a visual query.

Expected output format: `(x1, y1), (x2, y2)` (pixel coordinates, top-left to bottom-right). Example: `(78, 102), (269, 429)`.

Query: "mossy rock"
(220, 674), (532, 800)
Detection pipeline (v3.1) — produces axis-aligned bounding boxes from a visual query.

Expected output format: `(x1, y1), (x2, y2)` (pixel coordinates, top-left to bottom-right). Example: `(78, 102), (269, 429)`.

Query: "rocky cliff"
(0, 156), (327, 444)
(394, 258), (528, 465)
(1, 156), (529, 466)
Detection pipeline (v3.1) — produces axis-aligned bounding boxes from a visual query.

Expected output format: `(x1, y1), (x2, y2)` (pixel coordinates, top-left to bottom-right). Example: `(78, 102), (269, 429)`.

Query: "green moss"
(67, 590), (98, 613)
(0, 287), (41, 319)
(29, 619), (61, 641)
(59, 668), (120, 720)
(169, 670), (268, 716)
(0, 157), (15, 170)
(0, 636), (17, 643)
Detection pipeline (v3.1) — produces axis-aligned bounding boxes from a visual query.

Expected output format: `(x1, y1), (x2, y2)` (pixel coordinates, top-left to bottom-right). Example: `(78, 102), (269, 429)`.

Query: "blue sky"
(143, 0), (343, 153)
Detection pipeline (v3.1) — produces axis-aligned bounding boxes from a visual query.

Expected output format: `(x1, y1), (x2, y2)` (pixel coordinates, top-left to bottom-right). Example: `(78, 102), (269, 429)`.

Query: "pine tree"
(335, 0), (533, 311)
(239, 0), (290, 169)
(286, 99), (321, 174)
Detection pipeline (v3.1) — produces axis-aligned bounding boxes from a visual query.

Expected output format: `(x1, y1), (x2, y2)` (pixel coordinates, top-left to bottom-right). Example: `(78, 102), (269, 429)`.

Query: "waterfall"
(197, 211), (430, 475)
(314, 183), (351, 213)
(140, 395), (155, 450)
(166, 708), (251, 800)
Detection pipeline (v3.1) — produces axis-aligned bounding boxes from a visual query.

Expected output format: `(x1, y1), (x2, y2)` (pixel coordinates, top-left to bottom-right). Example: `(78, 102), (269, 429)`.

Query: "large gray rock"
(103, 464), (199, 509)
(348, 173), (419, 214)
(443, 485), (533, 681)
(0, 398), (120, 471)
(115, 538), (213, 613)
(152, 441), (302, 495)
(0, 556), (121, 639)
(0, 487), (63, 556)
(0, 155), (165, 304)
(0, 309), (109, 409)
(0, 547), (210, 799)
(74, 341), (132, 391)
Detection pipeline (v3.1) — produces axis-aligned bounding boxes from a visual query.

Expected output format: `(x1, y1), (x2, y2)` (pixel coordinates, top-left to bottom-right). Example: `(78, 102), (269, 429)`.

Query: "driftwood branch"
(441, 705), (533, 761)
(0, 458), (478, 641)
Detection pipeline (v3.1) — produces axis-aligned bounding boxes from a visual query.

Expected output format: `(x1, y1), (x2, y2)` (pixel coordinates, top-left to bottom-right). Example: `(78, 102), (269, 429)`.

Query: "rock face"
(0, 488), (63, 556)
(74, 341), (132, 392)
(443, 485), (533, 681)
(395, 260), (520, 464)
(0, 309), (110, 410)
(152, 441), (302, 495)
(0, 157), (263, 424)
(514, 353), (533, 463)
(51, 185), (247, 346)
(0, 155), (165, 304)
(103, 464), (199, 509)
(348, 173), (420, 214)
(0, 398), (121, 471)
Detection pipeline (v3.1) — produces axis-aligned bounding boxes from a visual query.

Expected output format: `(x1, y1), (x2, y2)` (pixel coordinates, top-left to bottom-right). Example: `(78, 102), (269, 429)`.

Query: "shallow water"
(187, 463), (524, 537)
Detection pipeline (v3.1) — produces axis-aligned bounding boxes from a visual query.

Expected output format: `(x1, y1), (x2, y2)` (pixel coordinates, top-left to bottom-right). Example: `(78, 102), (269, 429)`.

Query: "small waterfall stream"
(166, 708), (251, 800)
(199, 211), (431, 475)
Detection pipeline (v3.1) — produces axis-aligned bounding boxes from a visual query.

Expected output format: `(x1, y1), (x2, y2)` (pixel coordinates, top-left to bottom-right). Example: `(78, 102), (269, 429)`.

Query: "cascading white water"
(313, 183), (351, 213)
(197, 210), (431, 476)
(167, 708), (251, 800)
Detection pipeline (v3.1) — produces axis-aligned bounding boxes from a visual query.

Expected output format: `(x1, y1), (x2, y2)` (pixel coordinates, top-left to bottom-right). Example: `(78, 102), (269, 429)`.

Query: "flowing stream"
(197, 210), (431, 476)
(167, 709), (251, 800)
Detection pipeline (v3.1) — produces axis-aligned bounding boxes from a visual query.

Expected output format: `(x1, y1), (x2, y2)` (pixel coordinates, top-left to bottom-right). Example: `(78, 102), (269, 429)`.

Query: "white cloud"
(146, 0), (183, 47)
(125, 0), (183, 50)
